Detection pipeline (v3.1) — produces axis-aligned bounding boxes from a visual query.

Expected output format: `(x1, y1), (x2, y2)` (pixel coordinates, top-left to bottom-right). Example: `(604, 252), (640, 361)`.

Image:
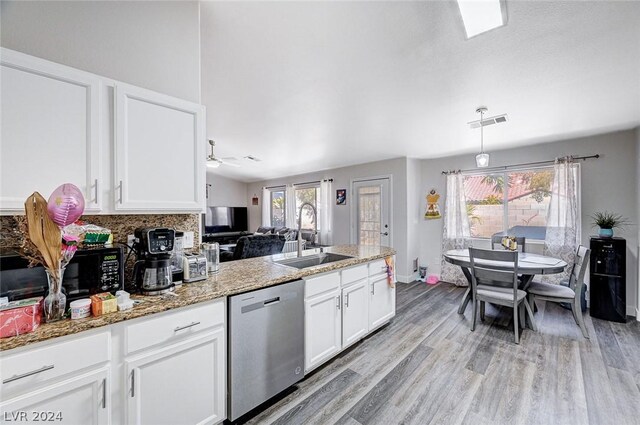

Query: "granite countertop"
(0, 245), (395, 352)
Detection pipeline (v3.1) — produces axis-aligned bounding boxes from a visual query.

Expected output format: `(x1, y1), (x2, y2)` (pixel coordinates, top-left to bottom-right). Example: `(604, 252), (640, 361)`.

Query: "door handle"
(371, 284), (375, 295)
(102, 377), (107, 409)
(174, 321), (201, 332)
(118, 180), (123, 204)
(2, 365), (54, 384)
(344, 293), (349, 308)
(130, 370), (135, 398)
(336, 296), (341, 310)
(94, 179), (99, 204)
(380, 232), (389, 236)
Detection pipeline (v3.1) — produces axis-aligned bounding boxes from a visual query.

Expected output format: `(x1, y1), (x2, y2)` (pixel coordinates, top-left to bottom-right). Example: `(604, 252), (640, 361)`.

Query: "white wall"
(206, 172), (248, 208)
(419, 130), (639, 316)
(246, 158), (416, 282)
(0, 0), (201, 102)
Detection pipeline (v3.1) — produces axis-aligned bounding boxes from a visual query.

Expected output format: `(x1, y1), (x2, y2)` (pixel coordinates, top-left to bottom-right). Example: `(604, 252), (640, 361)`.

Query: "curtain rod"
(441, 154), (600, 175)
(264, 178), (333, 190)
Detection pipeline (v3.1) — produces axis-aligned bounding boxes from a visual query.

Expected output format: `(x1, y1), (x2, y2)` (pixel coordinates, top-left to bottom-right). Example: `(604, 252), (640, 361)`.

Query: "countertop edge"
(1, 246), (395, 352)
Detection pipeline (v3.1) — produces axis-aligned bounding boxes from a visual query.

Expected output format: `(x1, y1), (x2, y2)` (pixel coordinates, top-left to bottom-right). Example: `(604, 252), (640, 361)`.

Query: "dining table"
(443, 249), (568, 316)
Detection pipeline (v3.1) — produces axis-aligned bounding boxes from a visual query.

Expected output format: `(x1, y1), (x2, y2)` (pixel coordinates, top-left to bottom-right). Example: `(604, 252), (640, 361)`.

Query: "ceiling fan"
(206, 139), (240, 168)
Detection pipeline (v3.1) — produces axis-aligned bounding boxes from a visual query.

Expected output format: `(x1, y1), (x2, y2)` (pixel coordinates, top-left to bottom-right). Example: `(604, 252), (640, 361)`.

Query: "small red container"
(0, 297), (43, 338)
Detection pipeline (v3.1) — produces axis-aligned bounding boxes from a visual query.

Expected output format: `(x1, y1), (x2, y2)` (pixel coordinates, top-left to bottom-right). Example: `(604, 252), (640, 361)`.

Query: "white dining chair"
(469, 248), (537, 344)
(526, 245), (591, 338)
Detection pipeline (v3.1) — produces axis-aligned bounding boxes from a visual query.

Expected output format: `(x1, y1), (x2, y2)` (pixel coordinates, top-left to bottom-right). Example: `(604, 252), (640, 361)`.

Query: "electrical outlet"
(183, 231), (195, 249)
(127, 234), (135, 247)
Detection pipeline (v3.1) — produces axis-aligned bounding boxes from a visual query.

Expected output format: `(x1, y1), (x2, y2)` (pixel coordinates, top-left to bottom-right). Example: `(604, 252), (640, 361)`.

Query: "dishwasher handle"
(263, 297), (280, 306)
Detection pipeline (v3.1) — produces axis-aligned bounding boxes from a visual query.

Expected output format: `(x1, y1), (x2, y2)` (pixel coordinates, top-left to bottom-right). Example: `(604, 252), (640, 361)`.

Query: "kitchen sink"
(274, 253), (353, 269)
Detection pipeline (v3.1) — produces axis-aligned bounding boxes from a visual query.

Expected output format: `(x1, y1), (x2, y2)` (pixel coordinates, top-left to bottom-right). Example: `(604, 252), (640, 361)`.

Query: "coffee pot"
(133, 228), (175, 295)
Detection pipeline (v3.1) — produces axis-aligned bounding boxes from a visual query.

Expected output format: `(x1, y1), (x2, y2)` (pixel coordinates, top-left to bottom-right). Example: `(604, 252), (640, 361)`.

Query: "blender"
(133, 228), (175, 295)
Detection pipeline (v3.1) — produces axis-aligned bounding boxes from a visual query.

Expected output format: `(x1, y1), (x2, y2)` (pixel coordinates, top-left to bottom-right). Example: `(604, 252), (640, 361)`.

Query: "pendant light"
(475, 106), (490, 168)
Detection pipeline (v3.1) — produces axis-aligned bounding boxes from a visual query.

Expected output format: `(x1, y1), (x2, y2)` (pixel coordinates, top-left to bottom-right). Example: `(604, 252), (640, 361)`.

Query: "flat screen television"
(203, 207), (249, 234)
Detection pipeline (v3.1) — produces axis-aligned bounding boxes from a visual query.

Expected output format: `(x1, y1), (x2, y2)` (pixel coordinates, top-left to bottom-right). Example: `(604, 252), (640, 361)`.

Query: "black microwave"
(0, 245), (125, 306)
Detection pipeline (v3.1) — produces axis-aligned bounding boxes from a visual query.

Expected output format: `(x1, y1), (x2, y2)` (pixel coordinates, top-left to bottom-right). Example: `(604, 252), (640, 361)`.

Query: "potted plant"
(591, 211), (628, 237)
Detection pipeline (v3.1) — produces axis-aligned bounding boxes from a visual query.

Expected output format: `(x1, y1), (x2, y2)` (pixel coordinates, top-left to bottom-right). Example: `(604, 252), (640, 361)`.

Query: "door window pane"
(270, 190), (285, 227)
(358, 186), (381, 246)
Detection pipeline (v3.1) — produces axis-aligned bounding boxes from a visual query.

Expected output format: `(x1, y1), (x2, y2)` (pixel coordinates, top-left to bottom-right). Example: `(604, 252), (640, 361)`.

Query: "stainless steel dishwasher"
(228, 279), (304, 421)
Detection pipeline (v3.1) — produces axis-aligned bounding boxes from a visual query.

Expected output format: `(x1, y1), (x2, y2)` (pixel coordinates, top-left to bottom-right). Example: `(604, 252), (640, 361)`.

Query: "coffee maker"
(133, 228), (176, 295)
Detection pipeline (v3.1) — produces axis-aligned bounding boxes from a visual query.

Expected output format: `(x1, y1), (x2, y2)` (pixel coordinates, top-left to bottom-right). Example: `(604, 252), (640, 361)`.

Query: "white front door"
(352, 178), (391, 247)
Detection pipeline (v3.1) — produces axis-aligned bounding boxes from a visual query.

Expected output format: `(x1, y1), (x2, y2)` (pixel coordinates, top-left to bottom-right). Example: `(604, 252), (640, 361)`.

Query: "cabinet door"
(0, 368), (109, 425)
(0, 48), (101, 212)
(368, 274), (396, 331)
(342, 279), (369, 348)
(115, 82), (205, 212)
(304, 289), (342, 373)
(125, 329), (225, 425)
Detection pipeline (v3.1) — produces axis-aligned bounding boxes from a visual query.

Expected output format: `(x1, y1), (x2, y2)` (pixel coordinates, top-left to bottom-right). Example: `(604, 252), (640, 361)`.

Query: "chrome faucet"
(297, 202), (318, 257)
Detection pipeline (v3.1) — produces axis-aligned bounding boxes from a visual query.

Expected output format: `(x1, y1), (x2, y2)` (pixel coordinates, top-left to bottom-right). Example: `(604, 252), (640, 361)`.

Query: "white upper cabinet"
(0, 48), (101, 212)
(114, 83), (206, 212)
(0, 48), (206, 215)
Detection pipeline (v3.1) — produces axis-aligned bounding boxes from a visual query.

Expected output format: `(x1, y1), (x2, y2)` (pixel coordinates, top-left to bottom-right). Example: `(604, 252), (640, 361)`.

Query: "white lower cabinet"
(369, 273), (396, 331)
(304, 258), (396, 373)
(304, 288), (342, 372)
(0, 366), (110, 425)
(341, 278), (369, 348)
(124, 328), (225, 425)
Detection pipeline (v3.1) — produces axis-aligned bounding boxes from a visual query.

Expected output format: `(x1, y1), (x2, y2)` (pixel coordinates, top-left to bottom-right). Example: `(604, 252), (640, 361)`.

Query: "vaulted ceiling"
(200, 1), (640, 182)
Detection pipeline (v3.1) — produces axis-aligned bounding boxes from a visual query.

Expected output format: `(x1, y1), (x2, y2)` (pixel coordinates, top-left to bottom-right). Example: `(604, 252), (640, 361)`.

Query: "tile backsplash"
(0, 214), (200, 249)
(1, 214), (201, 287)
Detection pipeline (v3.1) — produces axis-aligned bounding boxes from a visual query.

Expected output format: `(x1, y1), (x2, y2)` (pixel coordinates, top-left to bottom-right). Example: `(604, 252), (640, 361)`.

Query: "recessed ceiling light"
(457, 0), (506, 39)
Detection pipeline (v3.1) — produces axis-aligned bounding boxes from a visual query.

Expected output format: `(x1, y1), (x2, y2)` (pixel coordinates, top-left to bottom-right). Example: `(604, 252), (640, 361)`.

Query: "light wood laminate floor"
(243, 281), (640, 425)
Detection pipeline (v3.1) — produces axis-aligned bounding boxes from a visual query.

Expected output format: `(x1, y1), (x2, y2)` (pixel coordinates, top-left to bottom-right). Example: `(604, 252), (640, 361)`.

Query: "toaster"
(182, 254), (208, 283)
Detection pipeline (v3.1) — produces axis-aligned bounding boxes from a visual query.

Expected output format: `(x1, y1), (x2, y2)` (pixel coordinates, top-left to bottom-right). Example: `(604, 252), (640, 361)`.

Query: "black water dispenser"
(589, 237), (626, 323)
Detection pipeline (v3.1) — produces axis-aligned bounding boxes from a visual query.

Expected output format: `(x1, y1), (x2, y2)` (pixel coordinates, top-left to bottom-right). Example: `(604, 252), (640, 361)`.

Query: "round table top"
(443, 249), (567, 275)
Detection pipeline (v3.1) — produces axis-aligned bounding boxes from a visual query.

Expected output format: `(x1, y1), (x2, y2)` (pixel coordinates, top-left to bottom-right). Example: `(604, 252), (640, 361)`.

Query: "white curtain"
(441, 172), (471, 286)
(543, 159), (581, 284)
(261, 187), (270, 227)
(319, 179), (333, 245)
(285, 184), (297, 230)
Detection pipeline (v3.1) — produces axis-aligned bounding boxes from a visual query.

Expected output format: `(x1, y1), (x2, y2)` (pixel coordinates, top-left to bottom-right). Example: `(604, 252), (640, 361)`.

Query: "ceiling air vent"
(468, 113), (508, 129)
(244, 155), (261, 162)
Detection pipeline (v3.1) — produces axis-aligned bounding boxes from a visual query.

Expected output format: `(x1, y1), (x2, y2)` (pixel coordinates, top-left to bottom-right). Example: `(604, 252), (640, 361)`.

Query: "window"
(295, 185), (319, 231)
(270, 189), (286, 227)
(464, 168), (554, 240)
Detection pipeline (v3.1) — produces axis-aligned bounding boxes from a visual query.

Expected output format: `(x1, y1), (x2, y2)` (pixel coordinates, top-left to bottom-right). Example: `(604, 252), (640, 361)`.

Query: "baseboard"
(627, 305), (637, 317)
(396, 274), (415, 284)
(636, 308), (639, 321)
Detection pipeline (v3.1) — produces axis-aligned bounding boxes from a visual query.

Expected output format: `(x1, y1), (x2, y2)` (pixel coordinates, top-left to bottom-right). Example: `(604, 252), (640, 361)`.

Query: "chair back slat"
(569, 245), (590, 301)
(469, 248), (519, 297)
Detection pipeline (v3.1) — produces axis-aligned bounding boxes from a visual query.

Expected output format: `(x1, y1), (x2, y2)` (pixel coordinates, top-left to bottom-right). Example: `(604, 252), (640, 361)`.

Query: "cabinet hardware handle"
(2, 365), (54, 384)
(130, 371), (135, 398)
(119, 180), (123, 204)
(102, 378), (107, 409)
(94, 179), (99, 204)
(336, 296), (341, 310)
(345, 294), (349, 308)
(174, 321), (201, 332)
(371, 284), (375, 296)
